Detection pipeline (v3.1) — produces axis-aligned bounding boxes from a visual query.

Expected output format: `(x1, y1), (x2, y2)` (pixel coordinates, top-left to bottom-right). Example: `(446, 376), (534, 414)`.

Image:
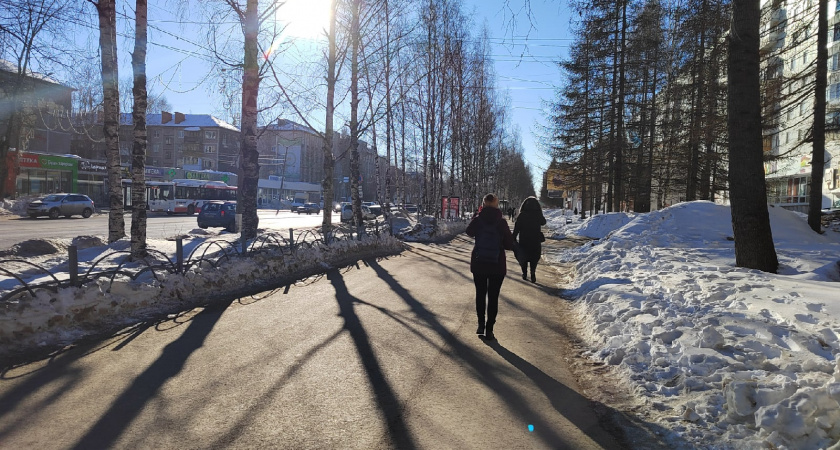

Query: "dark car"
(197, 201), (237, 232)
(27, 193), (95, 219)
(296, 203), (321, 214)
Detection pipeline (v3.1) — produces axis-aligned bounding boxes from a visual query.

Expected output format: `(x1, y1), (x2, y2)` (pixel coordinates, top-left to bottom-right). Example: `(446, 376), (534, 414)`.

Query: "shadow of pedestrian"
(69, 298), (234, 450)
(483, 340), (623, 449)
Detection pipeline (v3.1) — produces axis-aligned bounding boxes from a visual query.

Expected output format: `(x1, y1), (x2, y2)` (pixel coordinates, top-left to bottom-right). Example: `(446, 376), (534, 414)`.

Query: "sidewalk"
(0, 233), (636, 449)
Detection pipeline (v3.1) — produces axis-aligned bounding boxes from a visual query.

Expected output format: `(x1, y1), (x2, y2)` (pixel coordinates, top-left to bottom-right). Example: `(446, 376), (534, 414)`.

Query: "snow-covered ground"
(545, 202), (840, 449)
(0, 227), (403, 358)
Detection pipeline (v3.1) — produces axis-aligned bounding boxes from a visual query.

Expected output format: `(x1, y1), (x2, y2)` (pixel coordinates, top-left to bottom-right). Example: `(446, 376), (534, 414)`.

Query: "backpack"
(473, 218), (501, 264)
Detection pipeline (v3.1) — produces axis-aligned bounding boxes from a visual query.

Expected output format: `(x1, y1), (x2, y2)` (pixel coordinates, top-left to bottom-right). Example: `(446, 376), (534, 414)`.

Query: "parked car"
(404, 204), (419, 214)
(340, 204), (376, 223)
(27, 193), (95, 219)
(367, 205), (383, 217)
(197, 201), (237, 232)
(296, 203), (321, 215)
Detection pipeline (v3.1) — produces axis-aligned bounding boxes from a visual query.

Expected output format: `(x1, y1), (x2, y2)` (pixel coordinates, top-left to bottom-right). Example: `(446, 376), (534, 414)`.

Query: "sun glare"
(279, 0), (331, 40)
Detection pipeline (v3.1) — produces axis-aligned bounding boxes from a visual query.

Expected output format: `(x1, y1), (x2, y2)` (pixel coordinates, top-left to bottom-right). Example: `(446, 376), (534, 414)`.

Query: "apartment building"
(762, 0), (840, 211)
(258, 119), (380, 201)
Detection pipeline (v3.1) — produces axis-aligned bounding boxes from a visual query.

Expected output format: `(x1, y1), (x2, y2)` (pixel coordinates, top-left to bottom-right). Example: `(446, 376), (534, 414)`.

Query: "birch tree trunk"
(238, 0), (261, 240)
(130, 0), (148, 258)
(727, 0), (778, 272)
(321, 0), (338, 234)
(349, 0), (363, 226)
(94, 0), (125, 243)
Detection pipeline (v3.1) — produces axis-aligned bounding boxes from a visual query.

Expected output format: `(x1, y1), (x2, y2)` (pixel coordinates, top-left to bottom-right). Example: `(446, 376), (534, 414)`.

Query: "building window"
(165, 151), (172, 159)
(834, 24), (840, 42)
(204, 145), (215, 154)
(800, 103), (807, 116)
(830, 84), (840, 101)
(832, 54), (840, 72)
(165, 136), (173, 144)
(222, 134), (228, 144)
(202, 160), (214, 169)
(154, 129), (160, 138)
(178, 130), (184, 138)
(205, 130), (217, 140)
(153, 144), (161, 153)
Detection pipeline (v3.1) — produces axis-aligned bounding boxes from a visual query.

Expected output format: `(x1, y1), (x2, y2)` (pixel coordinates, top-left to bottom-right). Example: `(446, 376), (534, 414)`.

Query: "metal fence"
(0, 220), (393, 304)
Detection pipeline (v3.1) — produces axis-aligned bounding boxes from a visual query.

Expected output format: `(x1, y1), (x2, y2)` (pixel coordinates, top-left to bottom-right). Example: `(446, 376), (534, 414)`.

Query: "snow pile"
(547, 201), (840, 449)
(545, 209), (635, 239)
(0, 197), (31, 216)
(391, 213), (467, 242)
(0, 233), (404, 357)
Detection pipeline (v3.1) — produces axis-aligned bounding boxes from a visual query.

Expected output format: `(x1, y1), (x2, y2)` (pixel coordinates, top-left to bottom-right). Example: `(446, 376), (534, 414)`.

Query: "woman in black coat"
(513, 197), (546, 283)
(466, 193), (513, 341)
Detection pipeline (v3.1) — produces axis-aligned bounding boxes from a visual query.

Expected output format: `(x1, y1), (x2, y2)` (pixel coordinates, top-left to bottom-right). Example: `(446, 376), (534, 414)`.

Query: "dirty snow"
(546, 201), (840, 449)
(0, 229), (403, 358)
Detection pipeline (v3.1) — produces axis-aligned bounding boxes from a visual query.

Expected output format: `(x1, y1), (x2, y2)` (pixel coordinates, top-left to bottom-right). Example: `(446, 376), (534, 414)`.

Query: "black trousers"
(474, 273), (505, 329)
(520, 260), (538, 276)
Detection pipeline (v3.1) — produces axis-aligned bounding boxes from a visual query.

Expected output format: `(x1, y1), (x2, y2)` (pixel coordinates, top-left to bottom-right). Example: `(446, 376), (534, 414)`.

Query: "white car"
(340, 204), (376, 223)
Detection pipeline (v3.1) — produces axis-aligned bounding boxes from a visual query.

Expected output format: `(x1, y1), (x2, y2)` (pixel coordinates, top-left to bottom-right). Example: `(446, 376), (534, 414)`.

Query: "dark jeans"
(474, 273), (505, 330)
(520, 260), (538, 276)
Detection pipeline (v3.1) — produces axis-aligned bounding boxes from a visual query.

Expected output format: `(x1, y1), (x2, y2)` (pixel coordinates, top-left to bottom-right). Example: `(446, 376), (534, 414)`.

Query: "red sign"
(441, 196), (460, 219)
(18, 154), (40, 168)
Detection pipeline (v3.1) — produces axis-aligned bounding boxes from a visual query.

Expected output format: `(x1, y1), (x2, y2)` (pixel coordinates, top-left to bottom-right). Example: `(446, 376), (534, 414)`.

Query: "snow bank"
(391, 212), (467, 242)
(0, 233), (404, 358)
(547, 201), (840, 449)
(545, 209), (635, 239)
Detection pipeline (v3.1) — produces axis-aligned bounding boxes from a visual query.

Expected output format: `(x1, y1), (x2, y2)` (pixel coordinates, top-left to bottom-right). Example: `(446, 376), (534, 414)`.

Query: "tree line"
(1, 0), (536, 255)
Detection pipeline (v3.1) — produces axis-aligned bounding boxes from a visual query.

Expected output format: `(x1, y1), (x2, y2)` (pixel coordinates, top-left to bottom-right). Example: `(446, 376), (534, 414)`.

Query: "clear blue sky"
(118, 0), (573, 190)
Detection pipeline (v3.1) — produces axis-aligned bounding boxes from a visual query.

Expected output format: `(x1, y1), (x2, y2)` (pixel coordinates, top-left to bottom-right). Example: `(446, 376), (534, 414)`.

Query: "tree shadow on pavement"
(69, 298), (234, 450)
(365, 259), (608, 449)
(483, 341), (627, 449)
(327, 269), (418, 450)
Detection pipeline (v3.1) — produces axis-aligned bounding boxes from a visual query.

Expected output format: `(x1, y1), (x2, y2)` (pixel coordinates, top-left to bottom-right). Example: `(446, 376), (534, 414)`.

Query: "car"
(289, 199), (306, 212)
(197, 200), (237, 232)
(27, 193), (95, 219)
(367, 205), (383, 217)
(340, 204), (376, 223)
(296, 203), (321, 215)
(404, 204), (419, 214)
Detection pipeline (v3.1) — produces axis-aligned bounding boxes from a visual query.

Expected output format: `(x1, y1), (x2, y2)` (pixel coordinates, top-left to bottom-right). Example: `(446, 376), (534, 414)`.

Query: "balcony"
(770, 8), (786, 27)
(760, 29), (786, 54)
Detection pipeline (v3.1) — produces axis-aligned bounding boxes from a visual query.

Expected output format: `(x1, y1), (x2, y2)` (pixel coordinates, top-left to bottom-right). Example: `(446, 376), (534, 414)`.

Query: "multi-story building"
(761, 0), (840, 211)
(257, 119), (380, 202)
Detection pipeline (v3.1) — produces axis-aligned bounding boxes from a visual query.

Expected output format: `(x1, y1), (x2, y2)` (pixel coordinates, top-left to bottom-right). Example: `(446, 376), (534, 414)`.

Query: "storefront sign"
(19, 153), (78, 172)
(185, 170), (212, 180)
(79, 160), (107, 173)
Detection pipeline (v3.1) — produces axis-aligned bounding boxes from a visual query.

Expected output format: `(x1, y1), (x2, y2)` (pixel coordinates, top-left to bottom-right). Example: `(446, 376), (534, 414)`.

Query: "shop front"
(14, 152), (77, 198)
(78, 159), (108, 205)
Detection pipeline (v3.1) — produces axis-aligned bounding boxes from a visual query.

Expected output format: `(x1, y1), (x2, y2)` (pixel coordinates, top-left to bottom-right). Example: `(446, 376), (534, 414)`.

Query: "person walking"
(466, 193), (513, 341)
(513, 196), (546, 283)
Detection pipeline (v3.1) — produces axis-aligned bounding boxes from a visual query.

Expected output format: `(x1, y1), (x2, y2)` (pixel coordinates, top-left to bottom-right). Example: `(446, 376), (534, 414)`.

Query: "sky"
(110, 0), (574, 190)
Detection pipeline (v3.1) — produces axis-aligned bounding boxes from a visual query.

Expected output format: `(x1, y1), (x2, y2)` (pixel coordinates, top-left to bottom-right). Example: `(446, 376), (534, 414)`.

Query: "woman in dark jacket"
(513, 196), (546, 283)
(466, 193), (513, 341)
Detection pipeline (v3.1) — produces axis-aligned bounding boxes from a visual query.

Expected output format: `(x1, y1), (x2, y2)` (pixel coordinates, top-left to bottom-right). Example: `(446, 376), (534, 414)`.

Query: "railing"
(0, 220), (393, 304)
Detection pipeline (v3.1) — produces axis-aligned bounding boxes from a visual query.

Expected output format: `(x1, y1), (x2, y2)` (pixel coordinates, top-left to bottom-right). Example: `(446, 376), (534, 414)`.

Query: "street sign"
(548, 190), (563, 198)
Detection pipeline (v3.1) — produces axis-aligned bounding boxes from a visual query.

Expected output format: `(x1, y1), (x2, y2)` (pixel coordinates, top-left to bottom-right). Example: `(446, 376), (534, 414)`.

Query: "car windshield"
(203, 203), (221, 212)
(42, 195), (65, 202)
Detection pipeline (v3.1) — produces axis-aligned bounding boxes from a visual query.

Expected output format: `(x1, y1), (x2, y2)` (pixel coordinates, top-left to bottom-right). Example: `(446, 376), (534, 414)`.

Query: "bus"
(121, 179), (176, 212)
(170, 179), (238, 215)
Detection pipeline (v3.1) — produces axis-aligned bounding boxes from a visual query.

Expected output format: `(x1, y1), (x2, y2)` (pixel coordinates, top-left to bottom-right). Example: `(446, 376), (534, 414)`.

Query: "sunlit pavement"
(0, 236), (636, 449)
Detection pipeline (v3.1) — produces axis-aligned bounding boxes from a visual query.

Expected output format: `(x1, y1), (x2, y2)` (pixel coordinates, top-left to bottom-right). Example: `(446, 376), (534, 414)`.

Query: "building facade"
(761, 0), (840, 211)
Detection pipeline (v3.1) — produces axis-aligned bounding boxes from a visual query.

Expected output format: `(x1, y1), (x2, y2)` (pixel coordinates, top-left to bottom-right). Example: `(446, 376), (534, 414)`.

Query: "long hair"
(519, 196), (542, 213)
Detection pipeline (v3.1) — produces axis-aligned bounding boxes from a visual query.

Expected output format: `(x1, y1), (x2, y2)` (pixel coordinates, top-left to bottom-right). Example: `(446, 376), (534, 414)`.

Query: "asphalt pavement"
(0, 234), (632, 449)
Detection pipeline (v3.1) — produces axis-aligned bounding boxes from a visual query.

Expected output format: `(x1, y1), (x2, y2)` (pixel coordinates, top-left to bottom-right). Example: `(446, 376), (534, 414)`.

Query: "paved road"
(0, 235), (630, 449)
(0, 209), (339, 251)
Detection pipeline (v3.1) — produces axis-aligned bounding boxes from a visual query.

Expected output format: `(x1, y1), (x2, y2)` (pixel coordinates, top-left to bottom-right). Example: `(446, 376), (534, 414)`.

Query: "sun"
(279, 0), (331, 40)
